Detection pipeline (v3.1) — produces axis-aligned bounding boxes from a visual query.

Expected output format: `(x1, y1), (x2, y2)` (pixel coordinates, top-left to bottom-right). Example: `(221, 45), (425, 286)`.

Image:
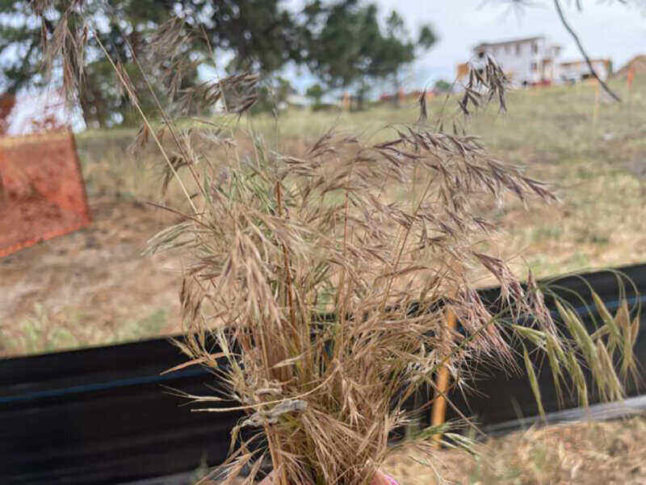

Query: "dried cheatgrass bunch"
(34, 4), (640, 484)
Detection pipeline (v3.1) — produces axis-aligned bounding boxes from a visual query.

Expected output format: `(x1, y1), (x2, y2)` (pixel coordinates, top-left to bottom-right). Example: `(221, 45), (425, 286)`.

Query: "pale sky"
(374, 0), (646, 88)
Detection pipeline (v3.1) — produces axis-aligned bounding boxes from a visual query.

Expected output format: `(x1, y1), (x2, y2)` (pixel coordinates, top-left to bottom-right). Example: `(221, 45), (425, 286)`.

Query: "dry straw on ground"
(33, 3), (640, 484)
(380, 416), (646, 485)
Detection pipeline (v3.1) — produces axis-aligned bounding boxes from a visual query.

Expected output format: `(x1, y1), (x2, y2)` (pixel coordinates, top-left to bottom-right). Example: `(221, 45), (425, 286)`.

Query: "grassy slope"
(79, 78), (645, 279)
(251, 79), (645, 278)
(1, 79), (644, 357)
(381, 416), (646, 484)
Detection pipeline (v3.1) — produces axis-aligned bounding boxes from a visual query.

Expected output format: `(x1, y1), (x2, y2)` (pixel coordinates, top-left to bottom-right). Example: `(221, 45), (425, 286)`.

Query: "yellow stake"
(592, 79), (600, 125)
(431, 308), (457, 447)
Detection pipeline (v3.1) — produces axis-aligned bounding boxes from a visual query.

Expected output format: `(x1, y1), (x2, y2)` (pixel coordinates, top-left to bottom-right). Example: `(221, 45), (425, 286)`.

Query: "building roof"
(560, 58), (611, 67)
(474, 36), (544, 50)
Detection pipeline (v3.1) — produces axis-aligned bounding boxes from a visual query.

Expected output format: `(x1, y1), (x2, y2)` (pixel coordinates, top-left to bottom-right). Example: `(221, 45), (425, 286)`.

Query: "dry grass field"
(200, 417), (646, 484)
(0, 78), (644, 357)
(381, 416), (646, 485)
(0, 79), (644, 483)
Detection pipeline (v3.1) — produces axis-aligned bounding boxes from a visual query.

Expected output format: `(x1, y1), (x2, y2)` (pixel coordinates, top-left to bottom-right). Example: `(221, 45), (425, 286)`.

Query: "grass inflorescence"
(32, 3), (641, 484)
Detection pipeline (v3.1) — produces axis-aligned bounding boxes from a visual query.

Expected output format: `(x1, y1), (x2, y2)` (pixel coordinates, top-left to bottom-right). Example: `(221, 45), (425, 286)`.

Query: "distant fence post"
(627, 65), (635, 124)
(592, 78), (600, 126)
(343, 91), (351, 111)
(627, 65), (635, 92)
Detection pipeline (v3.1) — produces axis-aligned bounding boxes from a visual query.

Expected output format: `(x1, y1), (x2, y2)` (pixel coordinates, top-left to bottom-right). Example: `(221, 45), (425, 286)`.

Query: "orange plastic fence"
(0, 130), (91, 257)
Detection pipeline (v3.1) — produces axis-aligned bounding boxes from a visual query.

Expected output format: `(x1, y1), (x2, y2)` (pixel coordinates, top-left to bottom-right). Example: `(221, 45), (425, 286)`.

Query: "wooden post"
(627, 65), (635, 92)
(343, 91), (351, 112)
(592, 78), (600, 126)
(627, 65), (635, 124)
(431, 308), (457, 448)
(397, 87), (405, 107)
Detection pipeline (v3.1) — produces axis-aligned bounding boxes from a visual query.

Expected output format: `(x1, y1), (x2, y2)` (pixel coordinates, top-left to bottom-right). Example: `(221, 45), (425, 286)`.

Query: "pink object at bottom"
(383, 474), (399, 485)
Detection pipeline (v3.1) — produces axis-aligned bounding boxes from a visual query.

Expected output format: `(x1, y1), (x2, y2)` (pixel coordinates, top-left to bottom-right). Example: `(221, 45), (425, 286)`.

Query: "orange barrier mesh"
(0, 130), (91, 257)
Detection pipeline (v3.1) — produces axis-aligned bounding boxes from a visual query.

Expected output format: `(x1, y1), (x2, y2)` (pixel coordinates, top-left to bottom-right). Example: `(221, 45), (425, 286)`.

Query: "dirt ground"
(381, 416), (646, 485)
(0, 197), (183, 356)
(208, 417), (645, 484)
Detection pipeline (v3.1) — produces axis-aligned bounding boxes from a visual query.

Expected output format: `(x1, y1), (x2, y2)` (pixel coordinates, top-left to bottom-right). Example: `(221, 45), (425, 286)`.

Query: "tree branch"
(553, 0), (621, 102)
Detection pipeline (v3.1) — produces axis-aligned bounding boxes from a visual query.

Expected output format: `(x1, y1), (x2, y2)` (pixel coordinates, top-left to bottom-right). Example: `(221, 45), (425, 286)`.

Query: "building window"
(515, 44), (521, 56)
(531, 62), (538, 72)
(532, 42), (538, 54)
(505, 45), (510, 54)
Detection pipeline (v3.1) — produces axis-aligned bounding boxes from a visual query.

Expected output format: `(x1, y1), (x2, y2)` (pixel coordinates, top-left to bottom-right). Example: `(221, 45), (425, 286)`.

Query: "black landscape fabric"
(1, 263), (644, 484)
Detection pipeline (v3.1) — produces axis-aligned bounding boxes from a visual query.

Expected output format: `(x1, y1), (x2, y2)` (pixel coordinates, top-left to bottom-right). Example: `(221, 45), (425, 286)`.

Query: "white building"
(559, 59), (612, 82)
(471, 36), (562, 86)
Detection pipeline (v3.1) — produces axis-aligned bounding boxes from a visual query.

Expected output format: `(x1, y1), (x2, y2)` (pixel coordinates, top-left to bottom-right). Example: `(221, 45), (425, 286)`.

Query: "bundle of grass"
(33, 3), (640, 484)
(157, 116), (638, 485)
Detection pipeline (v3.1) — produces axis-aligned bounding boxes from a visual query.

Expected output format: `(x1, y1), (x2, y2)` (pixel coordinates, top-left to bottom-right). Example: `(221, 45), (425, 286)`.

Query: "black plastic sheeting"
(444, 264), (646, 426)
(1, 264), (644, 484)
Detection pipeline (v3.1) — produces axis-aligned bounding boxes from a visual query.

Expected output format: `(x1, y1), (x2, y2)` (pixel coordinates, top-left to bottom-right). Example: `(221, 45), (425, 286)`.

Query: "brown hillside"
(615, 54), (646, 77)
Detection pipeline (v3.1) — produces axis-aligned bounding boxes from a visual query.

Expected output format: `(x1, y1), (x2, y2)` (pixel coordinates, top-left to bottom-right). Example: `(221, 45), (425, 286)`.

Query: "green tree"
(304, 1), (378, 96)
(191, 0), (305, 74)
(2, 0), (436, 122)
(303, 1), (436, 109)
(433, 79), (452, 93)
(1, 1), (184, 127)
(305, 83), (325, 106)
(251, 77), (295, 114)
(374, 12), (436, 106)
(0, 0), (304, 127)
